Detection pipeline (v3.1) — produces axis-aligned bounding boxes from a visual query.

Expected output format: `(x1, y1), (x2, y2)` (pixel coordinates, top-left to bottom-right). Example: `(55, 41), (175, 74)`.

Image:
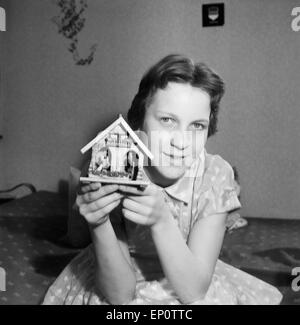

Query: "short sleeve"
(192, 156), (241, 224)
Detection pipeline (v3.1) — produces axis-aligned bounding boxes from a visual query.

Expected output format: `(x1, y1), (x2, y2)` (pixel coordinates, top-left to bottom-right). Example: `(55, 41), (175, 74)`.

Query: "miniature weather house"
(80, 115), (153, 186)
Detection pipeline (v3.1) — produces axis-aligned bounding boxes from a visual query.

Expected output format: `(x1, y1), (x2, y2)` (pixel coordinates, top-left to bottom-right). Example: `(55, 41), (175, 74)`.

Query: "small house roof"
(80, 115), (154, 160)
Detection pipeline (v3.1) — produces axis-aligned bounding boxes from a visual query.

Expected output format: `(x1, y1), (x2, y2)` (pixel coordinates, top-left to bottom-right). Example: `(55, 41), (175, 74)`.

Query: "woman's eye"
(191, 123), (205, 130)
(160, 117), (175, 126)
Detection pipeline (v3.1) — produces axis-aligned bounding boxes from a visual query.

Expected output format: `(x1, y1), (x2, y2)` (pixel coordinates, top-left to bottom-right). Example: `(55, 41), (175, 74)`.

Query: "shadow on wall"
(58, 179), (69, 198)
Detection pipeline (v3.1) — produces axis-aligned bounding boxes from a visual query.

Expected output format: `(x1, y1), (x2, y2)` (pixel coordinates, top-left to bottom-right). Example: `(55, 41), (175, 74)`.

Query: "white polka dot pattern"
(42, 152), (282, 305)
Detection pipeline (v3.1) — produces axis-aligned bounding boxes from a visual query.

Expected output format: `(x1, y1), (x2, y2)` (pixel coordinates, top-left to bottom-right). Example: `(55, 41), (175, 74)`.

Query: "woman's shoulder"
(196, 150), (236, 193)
(204, 151), (235, 177)
(191, 151), (241, 221)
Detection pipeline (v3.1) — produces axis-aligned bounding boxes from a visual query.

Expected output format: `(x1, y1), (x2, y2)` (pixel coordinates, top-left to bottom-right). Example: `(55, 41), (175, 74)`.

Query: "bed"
(0, 191), (79, 305)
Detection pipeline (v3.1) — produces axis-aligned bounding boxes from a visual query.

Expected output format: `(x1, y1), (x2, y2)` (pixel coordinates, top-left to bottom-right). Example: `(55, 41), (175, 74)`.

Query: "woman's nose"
(170, 131), (191, 151)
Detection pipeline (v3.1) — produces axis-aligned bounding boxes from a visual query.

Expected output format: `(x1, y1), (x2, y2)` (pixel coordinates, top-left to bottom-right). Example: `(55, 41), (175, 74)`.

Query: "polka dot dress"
(42, 150), (282, 305)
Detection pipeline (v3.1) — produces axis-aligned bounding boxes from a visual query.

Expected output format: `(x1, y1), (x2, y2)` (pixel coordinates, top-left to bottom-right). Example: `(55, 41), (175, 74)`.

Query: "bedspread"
(0, 191), (79, 305)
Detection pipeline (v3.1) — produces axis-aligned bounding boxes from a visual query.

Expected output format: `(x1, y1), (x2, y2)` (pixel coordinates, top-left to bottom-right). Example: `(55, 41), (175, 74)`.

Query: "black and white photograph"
(0, 0), (299, 308)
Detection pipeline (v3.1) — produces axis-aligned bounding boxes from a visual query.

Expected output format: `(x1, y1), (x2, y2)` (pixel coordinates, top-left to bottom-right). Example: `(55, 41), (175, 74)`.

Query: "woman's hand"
(118, 183), (174, 228)
(76, 182), (123, 228)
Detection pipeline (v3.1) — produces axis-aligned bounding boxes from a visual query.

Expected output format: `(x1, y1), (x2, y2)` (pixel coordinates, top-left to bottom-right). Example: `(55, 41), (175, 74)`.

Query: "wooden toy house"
(80, 115), (153, 186)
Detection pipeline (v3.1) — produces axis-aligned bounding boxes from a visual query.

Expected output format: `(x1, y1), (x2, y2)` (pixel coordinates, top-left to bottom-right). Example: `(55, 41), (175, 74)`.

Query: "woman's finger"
(118, 185), (148, 196)
(98, 184), (120, 197)
(78, 184), (119, 205)
(122, 198), (151, 216)
(122, 208), (149, 225)
(125, 194), (155, 205)
(85, 199), (121, 225)
(79, 182), (102, 194)
(84, 192), (124, 213)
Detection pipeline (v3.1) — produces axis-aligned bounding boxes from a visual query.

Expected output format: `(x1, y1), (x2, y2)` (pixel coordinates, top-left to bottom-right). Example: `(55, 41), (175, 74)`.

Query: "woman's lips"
(160, 152), (194, 168)
(163, 152), (186, 159)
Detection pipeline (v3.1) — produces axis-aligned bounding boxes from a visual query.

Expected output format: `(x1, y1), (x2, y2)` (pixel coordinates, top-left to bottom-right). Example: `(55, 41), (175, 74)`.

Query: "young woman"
(43, 54), (282, 305)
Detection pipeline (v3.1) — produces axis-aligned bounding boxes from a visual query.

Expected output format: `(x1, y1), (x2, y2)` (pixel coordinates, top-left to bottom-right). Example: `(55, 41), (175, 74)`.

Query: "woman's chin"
(155, 166), (187, 182)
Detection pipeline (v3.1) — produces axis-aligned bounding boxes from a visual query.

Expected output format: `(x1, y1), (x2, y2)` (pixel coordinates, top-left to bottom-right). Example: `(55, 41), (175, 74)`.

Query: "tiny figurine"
(80, 115), (153, 187)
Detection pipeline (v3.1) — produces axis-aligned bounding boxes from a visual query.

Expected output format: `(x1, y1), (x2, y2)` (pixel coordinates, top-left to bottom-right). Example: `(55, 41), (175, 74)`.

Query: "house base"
(79, 176), (150, 187)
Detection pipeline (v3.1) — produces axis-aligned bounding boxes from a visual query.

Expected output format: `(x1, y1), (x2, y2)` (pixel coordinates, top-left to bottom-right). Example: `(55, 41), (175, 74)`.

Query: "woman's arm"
(118, 183), (227, 304)
(90, 219), (136, 305)
(76, 183), (136, 304)
(151, 212), (227, 304)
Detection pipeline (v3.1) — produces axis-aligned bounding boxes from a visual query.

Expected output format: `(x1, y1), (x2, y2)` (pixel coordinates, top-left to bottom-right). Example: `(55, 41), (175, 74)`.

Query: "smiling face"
(141, 82), (211, 187)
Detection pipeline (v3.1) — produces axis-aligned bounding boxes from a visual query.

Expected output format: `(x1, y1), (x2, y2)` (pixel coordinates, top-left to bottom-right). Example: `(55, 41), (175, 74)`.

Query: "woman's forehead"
(150, 83), (211, 118)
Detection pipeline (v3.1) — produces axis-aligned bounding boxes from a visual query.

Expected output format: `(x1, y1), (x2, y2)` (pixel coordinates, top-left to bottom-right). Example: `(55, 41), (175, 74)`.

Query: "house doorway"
(95, 147), (111, 174)
(124, 151), (139, 180)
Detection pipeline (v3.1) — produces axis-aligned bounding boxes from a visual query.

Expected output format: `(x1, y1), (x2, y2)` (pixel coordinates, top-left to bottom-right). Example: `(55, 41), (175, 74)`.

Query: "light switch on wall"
(202, 3), (225, 27)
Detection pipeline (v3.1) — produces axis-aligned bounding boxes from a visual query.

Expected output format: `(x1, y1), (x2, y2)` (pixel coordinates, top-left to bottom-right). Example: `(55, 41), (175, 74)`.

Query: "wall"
(0, 0), (299, 219)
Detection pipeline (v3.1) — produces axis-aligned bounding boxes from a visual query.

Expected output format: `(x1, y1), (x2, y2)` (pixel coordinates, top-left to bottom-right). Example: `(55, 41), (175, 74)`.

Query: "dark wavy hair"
(127, 54), (225, 137)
